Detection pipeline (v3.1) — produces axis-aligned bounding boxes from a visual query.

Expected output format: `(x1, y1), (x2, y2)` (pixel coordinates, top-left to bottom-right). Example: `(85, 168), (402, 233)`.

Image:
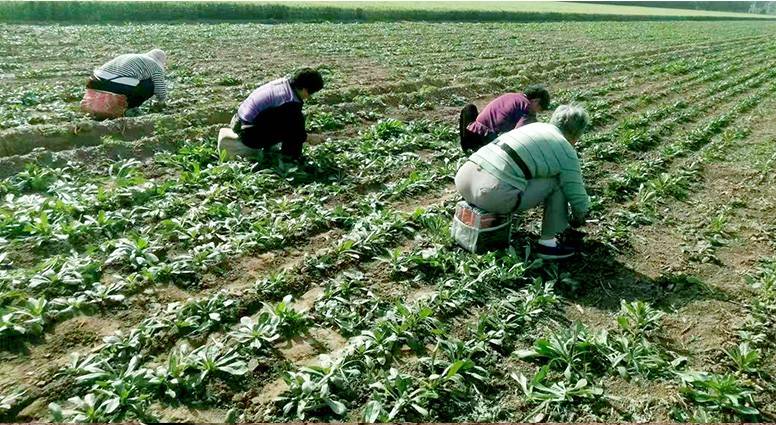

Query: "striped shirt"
(470, 122), (590, 218)
(97, 54), (167, 102)
(237, 78), (301, 124)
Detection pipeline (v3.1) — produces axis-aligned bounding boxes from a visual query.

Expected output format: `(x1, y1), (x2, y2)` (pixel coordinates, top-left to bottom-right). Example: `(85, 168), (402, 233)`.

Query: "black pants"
(87, 76), (154, 108)
(230, 110), (305, 160)
(459, 103), (496, 152)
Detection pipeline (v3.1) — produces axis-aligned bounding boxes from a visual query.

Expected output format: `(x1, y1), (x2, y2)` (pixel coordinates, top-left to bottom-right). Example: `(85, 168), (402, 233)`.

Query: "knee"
(549, 178), (563, 195)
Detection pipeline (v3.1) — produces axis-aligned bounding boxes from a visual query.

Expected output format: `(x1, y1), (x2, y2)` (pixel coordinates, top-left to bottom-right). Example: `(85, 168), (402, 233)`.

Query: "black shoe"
(459, 104), (479, 151)
(536, 242), (577, 260)
(558, 228), (587, 250)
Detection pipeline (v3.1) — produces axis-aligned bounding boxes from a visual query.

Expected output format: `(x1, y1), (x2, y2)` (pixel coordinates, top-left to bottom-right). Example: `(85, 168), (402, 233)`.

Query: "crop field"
(1, 19), (776, 423)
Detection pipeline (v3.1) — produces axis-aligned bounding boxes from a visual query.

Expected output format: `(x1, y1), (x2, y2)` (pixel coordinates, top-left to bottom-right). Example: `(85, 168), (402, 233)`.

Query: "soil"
(3, 22), (776, 423)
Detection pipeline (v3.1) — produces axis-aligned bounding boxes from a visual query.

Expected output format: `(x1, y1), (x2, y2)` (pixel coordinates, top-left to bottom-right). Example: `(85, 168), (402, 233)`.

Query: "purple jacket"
(237, 78), (301, 124)
(467, 92), (535, 137)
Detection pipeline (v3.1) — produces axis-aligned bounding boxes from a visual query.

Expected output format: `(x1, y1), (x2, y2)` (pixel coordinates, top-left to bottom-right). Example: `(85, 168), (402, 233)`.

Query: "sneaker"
(536, 242), (577, 260)
(558, 228), (587, 250)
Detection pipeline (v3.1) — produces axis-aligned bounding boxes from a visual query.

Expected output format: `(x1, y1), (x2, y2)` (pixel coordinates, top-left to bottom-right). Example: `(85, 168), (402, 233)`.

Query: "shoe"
(536, 242), (577, 260)
(558, 228), (586, 250)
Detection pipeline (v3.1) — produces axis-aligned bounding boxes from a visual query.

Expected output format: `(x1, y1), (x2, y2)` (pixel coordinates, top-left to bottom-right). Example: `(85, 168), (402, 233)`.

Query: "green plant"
(0, 390), (25, 413)
(229, 313), (280, 352)
(174, 293), (238, 335)
(0, 297), (48, 338)
(616, 300), (665, 337)
(599, 332), (676, 378)
(276, 357), (359, 420)
(50, 393), (120, 423)
(516, 323), (598, 379)
(266, 295), (310, 338)
(187, 343), (249, 384)
(363, 368), (434, 422)
(369, 118), (406, 140)
(723, 342), (760, 374)
(677, 372), (759, 418)
(105, 237), (160, 270)
(512, 366), (604, 422)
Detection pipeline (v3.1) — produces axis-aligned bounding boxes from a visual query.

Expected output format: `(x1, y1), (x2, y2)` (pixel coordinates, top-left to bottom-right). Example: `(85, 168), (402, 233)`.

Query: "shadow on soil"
(512, 230), (731, 313)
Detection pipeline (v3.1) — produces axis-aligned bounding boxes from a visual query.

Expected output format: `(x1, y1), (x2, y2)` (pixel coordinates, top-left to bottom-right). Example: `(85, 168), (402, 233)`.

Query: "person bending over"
(85, 49), (168, 115)
(459, 84), (550, 152)
(455, 104), (590, 259)
(225, 68), (324, 161)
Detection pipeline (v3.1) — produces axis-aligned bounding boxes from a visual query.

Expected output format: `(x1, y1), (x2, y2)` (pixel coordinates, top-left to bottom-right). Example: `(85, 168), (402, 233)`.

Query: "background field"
(0, 16), (775, 424)
(2, 0), (773, 23)
(265, 1), (771, 17)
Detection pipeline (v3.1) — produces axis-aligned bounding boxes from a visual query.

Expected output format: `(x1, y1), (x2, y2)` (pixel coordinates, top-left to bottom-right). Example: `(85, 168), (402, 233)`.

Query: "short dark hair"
(289, 68), (324, 94)
(524, 84), (550, 110)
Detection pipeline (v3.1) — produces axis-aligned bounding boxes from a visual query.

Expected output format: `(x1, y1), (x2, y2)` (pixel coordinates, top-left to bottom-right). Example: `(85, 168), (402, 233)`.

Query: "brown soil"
(611, 98), (776, 372)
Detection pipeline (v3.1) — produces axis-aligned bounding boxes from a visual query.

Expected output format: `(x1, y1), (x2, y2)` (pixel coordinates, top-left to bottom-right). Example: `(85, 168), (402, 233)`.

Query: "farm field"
(263, 1), (772, 18)
(1, 19), (776, 423)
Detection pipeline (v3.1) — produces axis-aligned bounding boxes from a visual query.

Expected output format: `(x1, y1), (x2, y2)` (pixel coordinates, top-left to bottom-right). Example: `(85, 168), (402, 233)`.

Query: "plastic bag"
(217, 127), (261, 159)
(80, 89), (128, 119)
(451, 201), (512, 253)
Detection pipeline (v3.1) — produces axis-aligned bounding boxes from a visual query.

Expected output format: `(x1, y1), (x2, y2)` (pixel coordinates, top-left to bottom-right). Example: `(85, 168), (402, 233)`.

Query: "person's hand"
(570, 214), (587, 228)
(149, 101), (166, 112)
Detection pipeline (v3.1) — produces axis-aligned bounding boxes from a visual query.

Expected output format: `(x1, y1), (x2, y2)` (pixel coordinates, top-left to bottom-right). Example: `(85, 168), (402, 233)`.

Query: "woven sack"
(80, 89), (128, 119)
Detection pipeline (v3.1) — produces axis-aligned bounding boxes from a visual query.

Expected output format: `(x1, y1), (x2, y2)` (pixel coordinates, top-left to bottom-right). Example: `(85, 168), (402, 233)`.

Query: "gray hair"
(550, 104), (590, 141)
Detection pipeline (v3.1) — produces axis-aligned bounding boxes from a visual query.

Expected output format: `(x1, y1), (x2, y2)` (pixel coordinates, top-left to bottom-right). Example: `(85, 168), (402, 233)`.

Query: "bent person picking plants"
(81, 49), (168, 119)
(219, 68), (324, 162)
(454, 104), (591, 259)
(458, 84), (551, 152)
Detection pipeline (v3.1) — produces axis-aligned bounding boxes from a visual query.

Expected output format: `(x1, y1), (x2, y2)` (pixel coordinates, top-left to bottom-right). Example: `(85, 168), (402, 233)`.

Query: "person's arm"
(512, 95), (534, 129)
(280, 104), (307, 160)
(557, 144), (591, 220)
(150, 64), (168, 103)
(514, 113), (537, 129)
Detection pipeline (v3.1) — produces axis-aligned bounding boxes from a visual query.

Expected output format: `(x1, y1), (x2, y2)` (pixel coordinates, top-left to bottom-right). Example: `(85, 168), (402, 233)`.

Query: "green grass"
(274, 1), (771, 18)
(0, 0), (772, 23)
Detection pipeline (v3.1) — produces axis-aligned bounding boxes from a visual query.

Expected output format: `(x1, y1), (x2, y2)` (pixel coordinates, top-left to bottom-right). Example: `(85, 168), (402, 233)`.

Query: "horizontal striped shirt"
(470, 122), (590, 218)
(97, 54), (167, 102)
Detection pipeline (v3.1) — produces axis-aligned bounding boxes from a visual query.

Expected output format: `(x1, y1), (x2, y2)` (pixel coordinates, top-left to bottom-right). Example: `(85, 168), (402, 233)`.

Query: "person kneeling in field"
(219, 68), (324, 162)
(459, 84), (551, 152)
(82, 49), (168, 119)
(454, 104), (590, 260)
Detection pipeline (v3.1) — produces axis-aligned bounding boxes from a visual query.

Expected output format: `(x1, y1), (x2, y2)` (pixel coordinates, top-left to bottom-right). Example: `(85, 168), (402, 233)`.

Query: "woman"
(454, 104), (591, 259)
(458, 84), (551, 152)
(82, 49), (168, 118)
(220, 68), (324, 162)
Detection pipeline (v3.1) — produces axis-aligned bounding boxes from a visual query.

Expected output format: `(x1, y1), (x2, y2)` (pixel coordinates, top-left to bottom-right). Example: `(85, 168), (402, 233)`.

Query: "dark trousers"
(459, 103), (496, 152)
(87, 76), (154, 108)
(230, 111), (305, 160)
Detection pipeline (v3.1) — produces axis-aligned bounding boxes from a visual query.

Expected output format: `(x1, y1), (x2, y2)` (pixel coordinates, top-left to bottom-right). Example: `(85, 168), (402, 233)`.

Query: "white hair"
(146, 49), (166, 67)
(550, 104), (590, 141)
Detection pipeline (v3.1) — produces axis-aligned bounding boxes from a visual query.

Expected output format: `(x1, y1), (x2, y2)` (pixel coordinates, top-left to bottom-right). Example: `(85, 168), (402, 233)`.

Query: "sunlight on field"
(0, 16), (775, 425)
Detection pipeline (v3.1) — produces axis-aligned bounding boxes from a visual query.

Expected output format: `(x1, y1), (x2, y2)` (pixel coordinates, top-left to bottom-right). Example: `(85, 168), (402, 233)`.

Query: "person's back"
(459, 84), (550, 152)
(471, 122), (589, 217)
(454, 105), (592, 260)
(223, 68), (324, 161)
(99, 54), (163, 84)
(83, 48), (168, 118)
(237, 78), (299, 125)
(468, 93), (533, 136)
